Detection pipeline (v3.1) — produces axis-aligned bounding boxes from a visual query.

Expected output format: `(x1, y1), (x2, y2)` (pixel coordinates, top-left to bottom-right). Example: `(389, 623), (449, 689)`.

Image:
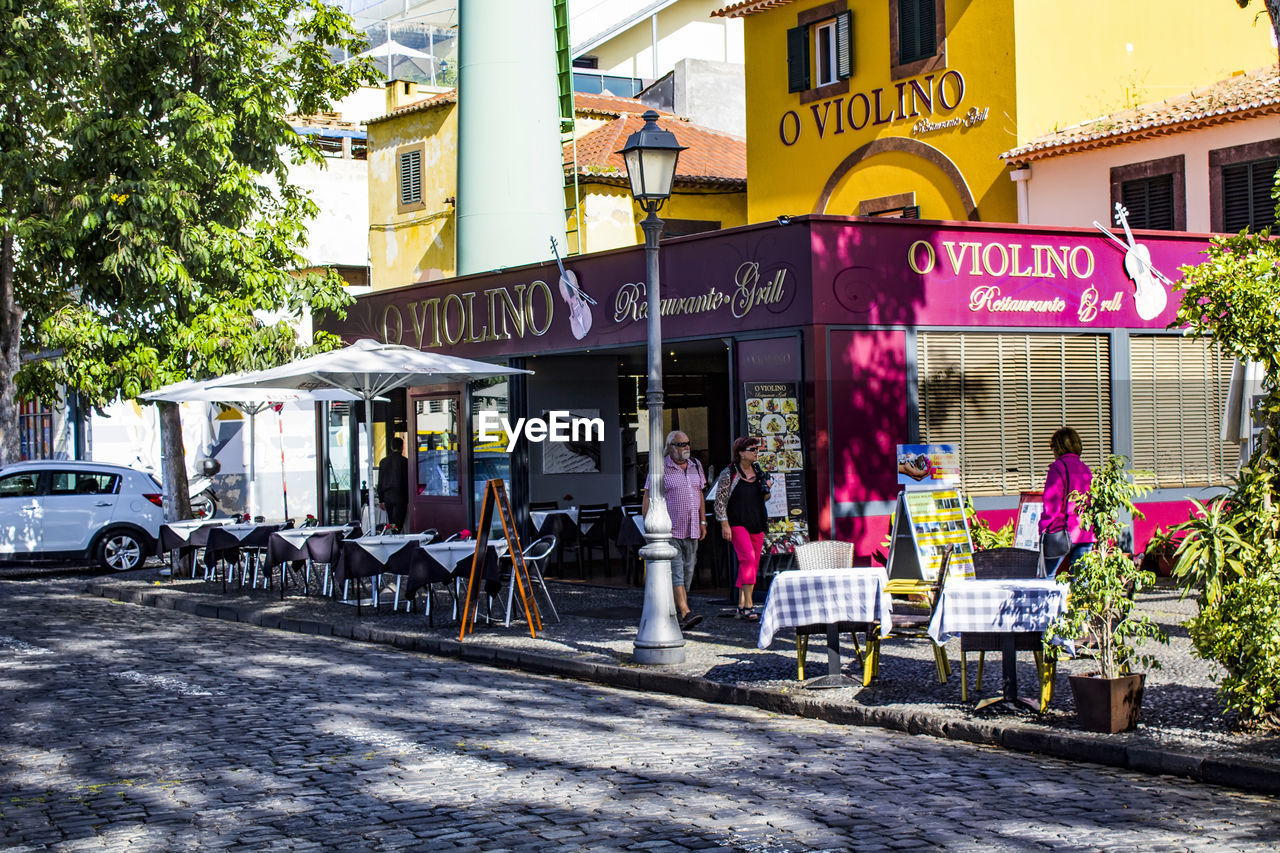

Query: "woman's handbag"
(1037, 464), (1072, 577)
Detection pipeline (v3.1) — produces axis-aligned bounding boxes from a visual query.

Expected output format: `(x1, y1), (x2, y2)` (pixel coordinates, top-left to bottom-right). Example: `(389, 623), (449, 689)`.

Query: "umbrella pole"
(365, 394), (377, 532)
(277, 406), (289, 521)
(248, 411), (258, 520)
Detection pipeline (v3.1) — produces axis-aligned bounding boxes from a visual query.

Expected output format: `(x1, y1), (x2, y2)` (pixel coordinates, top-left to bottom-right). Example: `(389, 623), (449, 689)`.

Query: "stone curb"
(85, 582), (1280, 797)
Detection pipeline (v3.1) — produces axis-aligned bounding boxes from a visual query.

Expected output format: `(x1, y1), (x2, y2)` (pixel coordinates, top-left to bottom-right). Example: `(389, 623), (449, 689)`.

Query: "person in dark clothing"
(712, 436), (772, 621)
(377, 436), (409, 530)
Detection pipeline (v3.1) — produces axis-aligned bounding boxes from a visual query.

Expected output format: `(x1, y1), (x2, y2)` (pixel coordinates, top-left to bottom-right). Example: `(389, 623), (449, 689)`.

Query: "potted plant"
(1047, 455), (1168, 733)
(1140, 526), (1181, 577)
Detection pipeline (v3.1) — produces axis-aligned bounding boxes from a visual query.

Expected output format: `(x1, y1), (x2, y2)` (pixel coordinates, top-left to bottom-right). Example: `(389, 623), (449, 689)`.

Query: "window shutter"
(786, 25), (810, 92)
(918, 332), (1110, 496)
(917, 0), (936, 57)
(399, 150), (422, 205)
(835, 11), (853, 80)
(1129, 336), (1235, 489)
(899, 0), (936, 65)
(1223, 158), (1279, 232)
(1121, 175), (1174, 230)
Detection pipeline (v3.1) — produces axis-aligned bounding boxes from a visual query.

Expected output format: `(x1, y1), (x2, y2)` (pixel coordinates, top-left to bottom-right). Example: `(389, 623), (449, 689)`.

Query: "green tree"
(1, 0), (373, 516)
(1172, 169), (1280, 724)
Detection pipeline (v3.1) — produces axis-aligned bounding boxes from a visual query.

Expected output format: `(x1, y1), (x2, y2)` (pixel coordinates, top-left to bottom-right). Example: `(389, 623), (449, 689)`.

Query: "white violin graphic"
(550, 236), (595, 340)
(1093, 202), (1173, 321)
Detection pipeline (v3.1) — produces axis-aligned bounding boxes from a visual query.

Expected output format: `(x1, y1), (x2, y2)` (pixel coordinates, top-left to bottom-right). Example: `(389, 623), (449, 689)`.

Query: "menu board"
(1014, 491), (1044, 550)
(886, 488), (976, 582)
(744, 381), (809, 553)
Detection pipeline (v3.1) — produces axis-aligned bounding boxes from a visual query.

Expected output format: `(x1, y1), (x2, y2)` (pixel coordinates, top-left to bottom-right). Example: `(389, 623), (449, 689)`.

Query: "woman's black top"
(727, 468), (768, 534)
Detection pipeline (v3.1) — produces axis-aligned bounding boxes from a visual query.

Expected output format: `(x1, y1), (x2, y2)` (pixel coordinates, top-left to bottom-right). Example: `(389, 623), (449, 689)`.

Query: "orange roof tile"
(1002, 66), (1280, 163)
(565, 114), (746, 189)
(711, 0), (796, 18)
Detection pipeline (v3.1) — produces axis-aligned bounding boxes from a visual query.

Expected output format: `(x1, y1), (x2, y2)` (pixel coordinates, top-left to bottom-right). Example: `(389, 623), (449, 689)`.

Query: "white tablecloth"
(758, 567), (893, 648)
(215, 523), (275, 543)
(347, 534), (435, 565)
(273, 525), (352, 550)
(927, 578), (1067, 644)
(423, 541), (509, 572)
(161, 517), (236, 544)
(530, 508), (579, 530)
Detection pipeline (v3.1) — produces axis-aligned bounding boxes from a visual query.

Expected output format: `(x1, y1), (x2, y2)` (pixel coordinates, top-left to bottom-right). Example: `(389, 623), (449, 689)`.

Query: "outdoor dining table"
(159, 517), (238, 576)
(927, 577), (1068, 713)
(264, 525), (354, 599)
(204, 522), (286, 591)
(758, 566), (893, 689)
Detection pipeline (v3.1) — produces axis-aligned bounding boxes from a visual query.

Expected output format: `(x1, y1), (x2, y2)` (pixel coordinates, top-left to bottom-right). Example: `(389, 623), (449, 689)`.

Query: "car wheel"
(97, 530), (146, 571)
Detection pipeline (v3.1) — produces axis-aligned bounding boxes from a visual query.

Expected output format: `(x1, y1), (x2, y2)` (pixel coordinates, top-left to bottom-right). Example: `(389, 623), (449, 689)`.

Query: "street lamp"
(619, 110), (688, 665)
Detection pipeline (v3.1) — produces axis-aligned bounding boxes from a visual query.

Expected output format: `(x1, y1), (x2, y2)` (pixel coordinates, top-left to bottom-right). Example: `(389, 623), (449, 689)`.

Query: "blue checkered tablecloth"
(758, 567), (892, 648)
(927, 578), (1067, 644)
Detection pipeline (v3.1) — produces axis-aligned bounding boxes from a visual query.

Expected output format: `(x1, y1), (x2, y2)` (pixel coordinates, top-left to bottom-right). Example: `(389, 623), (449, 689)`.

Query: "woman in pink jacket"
(1038, 427), (1095, 577)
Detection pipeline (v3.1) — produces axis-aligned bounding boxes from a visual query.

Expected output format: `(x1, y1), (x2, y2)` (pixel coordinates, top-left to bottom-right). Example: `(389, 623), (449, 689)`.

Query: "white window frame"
(814, 19), (838, 88)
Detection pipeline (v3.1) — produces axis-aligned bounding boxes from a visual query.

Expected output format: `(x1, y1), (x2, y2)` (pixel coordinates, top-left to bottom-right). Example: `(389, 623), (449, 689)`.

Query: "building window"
(858, 192), (919, 219)
(1129, 336), (1236, 489)
(662, 219), (721, 238)
(917, 332), (1111, 497)
(397, 144), (425, 213)
(1222, 157), (1279, 233)
(1109, 155), (1185, 231)
(19, 399), (53, 461)
(1209, 138), (1280, 233)
(787, 3), (852, 99)
(890, 0), (944, 80)
(1121, 175), (1175, 230)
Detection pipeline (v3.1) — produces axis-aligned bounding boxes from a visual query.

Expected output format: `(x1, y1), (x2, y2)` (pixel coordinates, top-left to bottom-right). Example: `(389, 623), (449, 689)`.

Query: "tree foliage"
(1172, 168), (1280, 725)
(0, 0), (374, 470)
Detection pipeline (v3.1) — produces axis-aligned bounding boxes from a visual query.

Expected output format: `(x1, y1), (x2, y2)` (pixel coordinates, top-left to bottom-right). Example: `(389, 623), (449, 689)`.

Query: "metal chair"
(791, 541), (870, 679)
(492, 535), (559, 627)
(960, 547), (1052, 706)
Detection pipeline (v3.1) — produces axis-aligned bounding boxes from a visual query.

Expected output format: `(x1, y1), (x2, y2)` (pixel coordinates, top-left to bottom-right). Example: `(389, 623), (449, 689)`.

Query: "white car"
(0, 460), (165, 571)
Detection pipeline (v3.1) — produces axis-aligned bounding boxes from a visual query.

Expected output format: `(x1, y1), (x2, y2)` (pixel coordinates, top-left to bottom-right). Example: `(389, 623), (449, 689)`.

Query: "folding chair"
(492, 535), (559, 627)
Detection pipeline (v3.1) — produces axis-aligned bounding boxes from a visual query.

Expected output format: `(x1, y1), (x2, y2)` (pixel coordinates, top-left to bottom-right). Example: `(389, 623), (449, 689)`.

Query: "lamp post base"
(633, 536), (686, 665)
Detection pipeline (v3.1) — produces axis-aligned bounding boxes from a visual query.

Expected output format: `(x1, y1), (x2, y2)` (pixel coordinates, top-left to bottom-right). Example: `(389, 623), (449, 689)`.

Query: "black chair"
(570, 503), (611, 577)
(617, 504), (646, 586)
(960, 547), (1047, 704)
(529, 500), (560, 511)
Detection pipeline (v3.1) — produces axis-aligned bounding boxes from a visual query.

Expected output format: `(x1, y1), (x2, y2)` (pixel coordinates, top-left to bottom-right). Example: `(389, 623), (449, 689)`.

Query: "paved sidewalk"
(71, 567), (1280, 796)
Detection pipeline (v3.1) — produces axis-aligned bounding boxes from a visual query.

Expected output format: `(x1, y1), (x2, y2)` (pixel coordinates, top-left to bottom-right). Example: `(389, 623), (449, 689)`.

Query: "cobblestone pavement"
(2, 581), (1279, 851)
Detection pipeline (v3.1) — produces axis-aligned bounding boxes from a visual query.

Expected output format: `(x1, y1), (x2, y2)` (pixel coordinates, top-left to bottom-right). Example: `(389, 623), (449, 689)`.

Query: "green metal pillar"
(457, 0), (567, 275)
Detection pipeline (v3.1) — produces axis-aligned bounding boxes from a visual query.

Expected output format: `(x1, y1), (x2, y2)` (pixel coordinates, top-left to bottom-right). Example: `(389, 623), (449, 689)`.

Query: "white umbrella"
(142, 378), (362, 519)
(203, 339), (531, 522)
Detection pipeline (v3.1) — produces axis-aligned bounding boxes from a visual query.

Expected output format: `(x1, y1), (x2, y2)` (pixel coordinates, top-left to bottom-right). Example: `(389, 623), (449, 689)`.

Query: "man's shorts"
(669, 537), (699, 589)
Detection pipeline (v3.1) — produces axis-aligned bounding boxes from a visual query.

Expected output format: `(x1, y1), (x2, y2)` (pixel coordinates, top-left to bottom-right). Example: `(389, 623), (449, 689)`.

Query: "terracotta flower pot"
(1068, 672), (1145, 733)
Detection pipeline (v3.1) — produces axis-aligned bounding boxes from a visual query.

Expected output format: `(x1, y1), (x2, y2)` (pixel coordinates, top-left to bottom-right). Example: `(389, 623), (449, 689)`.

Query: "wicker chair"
(792, 540), (870, 680)
(960, 547), (1054, 706)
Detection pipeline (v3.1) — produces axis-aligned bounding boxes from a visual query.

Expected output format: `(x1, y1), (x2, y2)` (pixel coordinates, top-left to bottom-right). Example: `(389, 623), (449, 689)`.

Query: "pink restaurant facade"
(325, 215), (1229, 555)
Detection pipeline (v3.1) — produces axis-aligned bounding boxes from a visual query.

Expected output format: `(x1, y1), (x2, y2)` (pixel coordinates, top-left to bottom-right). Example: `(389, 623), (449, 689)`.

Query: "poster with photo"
(902, 488), (976, 580)
(540, 408), (602, 474)
(896, 443), (960, 488)
(1015, 491), (1045, 550)
(744, 382), (809, 553)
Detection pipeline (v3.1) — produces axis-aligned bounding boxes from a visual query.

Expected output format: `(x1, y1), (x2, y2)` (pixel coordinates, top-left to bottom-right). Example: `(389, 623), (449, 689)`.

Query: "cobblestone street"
(2, 579), (1278, 851)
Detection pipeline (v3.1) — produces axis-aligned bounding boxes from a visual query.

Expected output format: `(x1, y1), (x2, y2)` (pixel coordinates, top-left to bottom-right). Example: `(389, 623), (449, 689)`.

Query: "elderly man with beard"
(641, 430), (707, 630)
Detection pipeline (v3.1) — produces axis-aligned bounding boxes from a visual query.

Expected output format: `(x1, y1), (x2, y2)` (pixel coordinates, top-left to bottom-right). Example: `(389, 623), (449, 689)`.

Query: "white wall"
(294, 156), (371, 267)
(1021, 119), (1279, 232)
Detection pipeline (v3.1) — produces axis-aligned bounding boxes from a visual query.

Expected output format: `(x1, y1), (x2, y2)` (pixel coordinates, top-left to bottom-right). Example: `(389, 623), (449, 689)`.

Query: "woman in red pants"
(713, 436), (772, 621)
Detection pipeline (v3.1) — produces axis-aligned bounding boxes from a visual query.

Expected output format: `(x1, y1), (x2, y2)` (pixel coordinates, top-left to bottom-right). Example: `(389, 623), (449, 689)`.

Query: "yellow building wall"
(569, 183), (748, 254)
(743, 0), (1277, 226)
(1012, 1), (1277, 143)
(745, 0), (1019, 224)
(367, 105), (458, 289)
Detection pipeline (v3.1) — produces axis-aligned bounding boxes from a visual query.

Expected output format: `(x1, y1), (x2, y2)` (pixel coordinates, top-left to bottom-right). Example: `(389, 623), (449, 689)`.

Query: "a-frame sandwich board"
(459, 478), (541, 640)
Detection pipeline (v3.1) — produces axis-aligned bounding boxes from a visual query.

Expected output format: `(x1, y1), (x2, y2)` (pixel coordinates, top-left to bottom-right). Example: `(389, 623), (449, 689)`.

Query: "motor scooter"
(188, 458), (221, 518)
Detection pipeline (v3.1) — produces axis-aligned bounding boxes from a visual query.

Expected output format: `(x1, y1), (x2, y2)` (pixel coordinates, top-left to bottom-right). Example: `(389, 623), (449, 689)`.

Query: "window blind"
(1121, 175), (1174, 230)
(1129, 336), (1236, 489)
(917, 332), (1111, 496)
(898, 0), (936, 65)
(399, 150), (422, 206)
(1222, 157), (1279, 233)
